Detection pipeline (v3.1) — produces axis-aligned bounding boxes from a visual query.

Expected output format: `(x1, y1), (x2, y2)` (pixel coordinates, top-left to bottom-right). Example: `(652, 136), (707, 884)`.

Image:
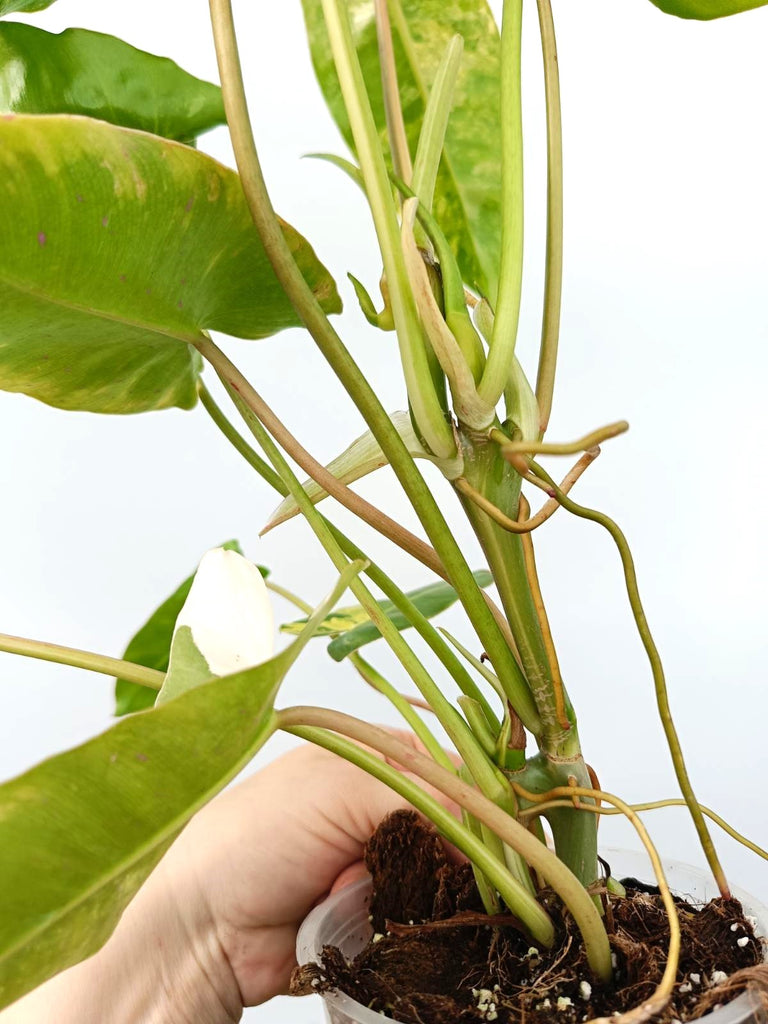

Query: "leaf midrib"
(0, 272), (204, 348)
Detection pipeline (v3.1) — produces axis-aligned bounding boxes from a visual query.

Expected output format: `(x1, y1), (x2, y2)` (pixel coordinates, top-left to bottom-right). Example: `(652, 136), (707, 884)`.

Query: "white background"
(1, 1), (767, 1021)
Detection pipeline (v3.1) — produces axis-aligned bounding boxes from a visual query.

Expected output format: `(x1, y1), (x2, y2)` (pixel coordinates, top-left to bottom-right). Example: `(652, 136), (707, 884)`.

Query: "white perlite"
(579, 981), (592, 1001)
(474, 989), (497, 1021)
(679, 983), (692, 994)
(710, 971), (729, 987)
(557, 996), (573, 1011)
(737, 936), (750, 948)
(690, 973), (701, 986)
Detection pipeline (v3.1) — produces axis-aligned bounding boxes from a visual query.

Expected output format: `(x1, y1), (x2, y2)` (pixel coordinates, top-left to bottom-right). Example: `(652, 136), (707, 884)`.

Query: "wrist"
(153, 852), (244, 1023)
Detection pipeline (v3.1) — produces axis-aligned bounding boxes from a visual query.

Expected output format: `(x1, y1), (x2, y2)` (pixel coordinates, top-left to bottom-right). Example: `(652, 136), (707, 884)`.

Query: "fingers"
(329, 861), (369, 894)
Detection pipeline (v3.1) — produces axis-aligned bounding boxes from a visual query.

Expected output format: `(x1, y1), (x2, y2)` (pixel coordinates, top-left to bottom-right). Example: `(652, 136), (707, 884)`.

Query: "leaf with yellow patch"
(0, 115), (340, 414)
(300, 0), (502, 301)
(280, 571), (493, 654)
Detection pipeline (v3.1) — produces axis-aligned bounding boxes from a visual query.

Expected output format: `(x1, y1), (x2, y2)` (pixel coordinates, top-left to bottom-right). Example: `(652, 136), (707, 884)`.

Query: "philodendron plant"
(0, 0), (765, 1018)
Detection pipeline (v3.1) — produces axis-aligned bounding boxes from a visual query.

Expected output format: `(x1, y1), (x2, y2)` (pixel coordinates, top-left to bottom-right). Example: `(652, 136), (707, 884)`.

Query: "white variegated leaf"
(157, 548), (274, 705)
(262, 410), (463, 533)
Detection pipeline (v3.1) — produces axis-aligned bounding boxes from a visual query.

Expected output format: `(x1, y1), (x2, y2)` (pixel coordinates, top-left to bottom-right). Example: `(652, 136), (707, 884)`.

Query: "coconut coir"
(291, 810), (766, 1023)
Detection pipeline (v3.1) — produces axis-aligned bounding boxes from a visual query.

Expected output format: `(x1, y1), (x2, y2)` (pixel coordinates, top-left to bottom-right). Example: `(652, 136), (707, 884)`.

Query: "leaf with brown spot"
(0, 115), (341, 414)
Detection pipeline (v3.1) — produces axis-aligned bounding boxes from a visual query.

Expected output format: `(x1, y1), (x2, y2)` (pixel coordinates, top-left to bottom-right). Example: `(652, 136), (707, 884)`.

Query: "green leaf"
(282, 570), (493, 660)
(0, 560), (363, 1008)
(0, 658), (281, 1009)
(157, 625), (212, 702)
(0, 24), (226, 142)
(0, 0), (53, 15)
(0, 115), (341, 414)
(282, 603), (372, 637)
(114, 541), (255, 717)
(115, 582), (192, 717)
(300, 0), (502, 301)
(647, 0), (767, 16)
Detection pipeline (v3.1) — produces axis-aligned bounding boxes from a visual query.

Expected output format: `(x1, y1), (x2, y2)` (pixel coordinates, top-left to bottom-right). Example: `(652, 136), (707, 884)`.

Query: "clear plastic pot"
(296, 848), (767, 1024)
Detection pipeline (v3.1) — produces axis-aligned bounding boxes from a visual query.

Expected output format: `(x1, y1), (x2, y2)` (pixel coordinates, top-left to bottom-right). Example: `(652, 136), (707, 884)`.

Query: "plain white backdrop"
(1, 1), (766, 1020)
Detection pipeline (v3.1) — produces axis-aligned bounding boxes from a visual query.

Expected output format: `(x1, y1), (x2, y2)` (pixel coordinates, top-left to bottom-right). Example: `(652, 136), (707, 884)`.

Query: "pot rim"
(296, 846), (767, 1024)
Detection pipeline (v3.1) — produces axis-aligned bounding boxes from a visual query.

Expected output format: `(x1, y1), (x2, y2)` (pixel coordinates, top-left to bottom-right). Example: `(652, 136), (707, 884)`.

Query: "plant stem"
(480, 0), (524, 407)
(197, 380), (286, 494)
(349, 653), (453, 770)
(512, 752), (598, 889)
(455, 434), (598, 884)
(197, 338), (445, 580)
(456, 430), (573, 756)
(460, 794), (503, 914)
(264, 581), (313, 615)
(392, 175), (486, 381)
(457, 696), (498, 758)
(214, 347), (541, 728)
(198, 380), (514, 731)
(518, 497), (569, 732)
(344, 560), (504, 731)
(526, 457), (731, 898)
(374, 0), (412, 184)
(207, 0), (529, 717)
(534, 0), (564, 436)
(0, 633), (164, 689)
(214, 369), (505, 804)
(263, 573), (449, 761)
(439, 629), (507, 700)
(401, 199), (493, 429)
(320, 0), (455, 458)
(279, 708), (614, 981)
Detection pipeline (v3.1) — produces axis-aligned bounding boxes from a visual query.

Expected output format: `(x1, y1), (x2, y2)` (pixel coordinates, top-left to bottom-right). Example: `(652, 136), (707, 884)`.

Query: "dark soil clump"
(292, 811), (766, 1024)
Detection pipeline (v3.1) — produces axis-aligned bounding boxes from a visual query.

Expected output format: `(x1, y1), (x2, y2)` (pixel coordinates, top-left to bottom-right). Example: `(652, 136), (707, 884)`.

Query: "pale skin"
(1, 736), (458, 1024)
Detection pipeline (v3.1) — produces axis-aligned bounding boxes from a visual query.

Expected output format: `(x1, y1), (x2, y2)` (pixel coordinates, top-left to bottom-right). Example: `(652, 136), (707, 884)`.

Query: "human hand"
(0, 733), (456, 1024)
(167, 733), (459, 1013)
